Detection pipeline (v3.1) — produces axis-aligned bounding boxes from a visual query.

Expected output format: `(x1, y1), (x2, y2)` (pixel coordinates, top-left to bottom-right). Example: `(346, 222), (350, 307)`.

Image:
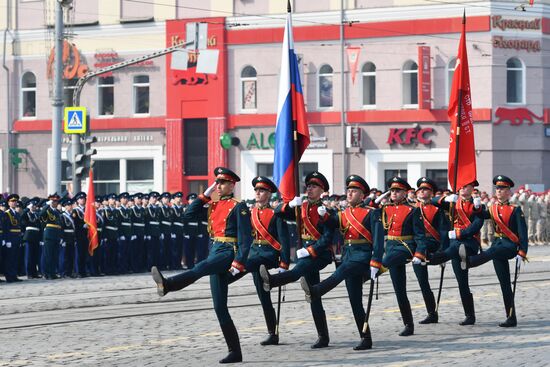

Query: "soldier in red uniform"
(151, 167), (252, 364)
(411, 177), (449, 324)
(259, 171), (336, 349)
(370, 177), (425, 337)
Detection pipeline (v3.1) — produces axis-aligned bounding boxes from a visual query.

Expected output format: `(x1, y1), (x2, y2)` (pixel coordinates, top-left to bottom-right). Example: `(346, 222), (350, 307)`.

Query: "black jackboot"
(398, 301), (414, 336)
(311, 312), (330, 348)
(219, 321), (243, 364)
(260, 308), (279, 345)
(352, 312), (372, 350)
(459, 293), (476, 326)
(499, 303), (517, 328)
(419, 291), (438, 324)
(151, 266), (168, 296)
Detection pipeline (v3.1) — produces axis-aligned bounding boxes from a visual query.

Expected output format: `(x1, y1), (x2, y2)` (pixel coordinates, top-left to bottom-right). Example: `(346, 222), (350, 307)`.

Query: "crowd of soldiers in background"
(1, 185), (548, 283)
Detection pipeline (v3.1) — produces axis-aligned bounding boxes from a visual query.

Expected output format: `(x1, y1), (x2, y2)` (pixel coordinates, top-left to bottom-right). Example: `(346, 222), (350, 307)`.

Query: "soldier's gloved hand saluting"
(204, 182), (217, 197)
(317, 205), (327, 216)
(445, 194), (458, 203)
(289, 196), (303, 208)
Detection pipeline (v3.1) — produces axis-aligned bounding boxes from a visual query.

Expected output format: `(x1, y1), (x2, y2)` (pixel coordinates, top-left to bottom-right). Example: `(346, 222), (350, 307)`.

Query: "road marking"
(149, 336), (190, 345)
(0, 360), (29, 367)
(104, 344), (142, 352)
(47, 352), (89, 360)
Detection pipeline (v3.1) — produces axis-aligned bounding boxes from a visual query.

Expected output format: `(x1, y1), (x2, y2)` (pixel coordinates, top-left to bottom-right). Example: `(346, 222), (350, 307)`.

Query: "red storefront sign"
(494, 107), (546, 125)
(418, 46), (431, 110)
(387, 127), (434, 145)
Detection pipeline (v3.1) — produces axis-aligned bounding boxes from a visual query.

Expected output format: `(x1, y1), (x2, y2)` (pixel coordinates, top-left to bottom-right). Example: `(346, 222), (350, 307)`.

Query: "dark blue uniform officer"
(152, 167), (252, 364)
(72, 192), (88, 278)
(259, 171), (336, 349)
(145, 192), (161, 271)
(158, 192), (173, 270)
(301, 175), (384, 350)
(21, 197), (43, 279)
(171, 192), (185, 270)
(103, 194), (121, 275)
(2, 194), (23, 282)
(60, 197), (76, 277)
(117, 192), (132, 274)
(130, 193), (146, 273)
(459, 175), (528, 327)
(0, 199), (4, 282)
(40, 193), (62, 280)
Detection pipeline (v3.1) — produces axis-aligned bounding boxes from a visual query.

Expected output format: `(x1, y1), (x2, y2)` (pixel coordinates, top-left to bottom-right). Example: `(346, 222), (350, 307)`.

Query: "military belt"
(188, 222), (198, 226)
(173, 222), (184, 227)
(253, 239), (270, 246)
(46, 224), (61, 229)
(344, 239), (371, 245)
(64, 229), (74, 233)
(133, 223), (145, 227)
(9, 229), (21, 233)
(106, 226), (118, 231)
(494, 233), (511, 239)
(26, 227), (40, 231)
(213, 236), (238, 243)
(386, 235), (413, 241)
(149, 221), (159, 225)
(121, 222), (131, 226)
(161, 221), (172, 226)
(201, 221), (208, 226)
(301, 235), (318, 241)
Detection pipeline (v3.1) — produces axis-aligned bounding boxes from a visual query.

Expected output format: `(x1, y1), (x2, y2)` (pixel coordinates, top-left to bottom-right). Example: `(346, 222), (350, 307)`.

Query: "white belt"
(162, 221), (172, 225)
(106, 226), (118, 231)
(201, 221), (208, 226)
(64, 229), (74, 233)
(121, 222), (131, 226)
(26, 227), (40, 231)
(188, 222), (198, 226)
(133, 223), (145, 227)
(173, 222), (184, 227)
(149, 221), (159, 225)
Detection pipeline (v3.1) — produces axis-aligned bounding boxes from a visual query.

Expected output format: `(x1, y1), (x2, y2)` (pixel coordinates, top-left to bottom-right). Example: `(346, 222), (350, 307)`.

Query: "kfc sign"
(387, 127), (434, 145)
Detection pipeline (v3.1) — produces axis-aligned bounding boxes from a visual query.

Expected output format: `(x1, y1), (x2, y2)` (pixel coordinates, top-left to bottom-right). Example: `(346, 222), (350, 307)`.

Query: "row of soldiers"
(151, 167), (529, 364)
(0, 191), (216, 282)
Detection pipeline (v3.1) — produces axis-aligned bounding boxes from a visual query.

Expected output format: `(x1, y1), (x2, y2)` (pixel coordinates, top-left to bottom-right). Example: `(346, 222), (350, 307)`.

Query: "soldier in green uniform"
(40, 193), (62, 280)
(300, 175), (383, 350)
(3, 194), (23, 282)
(117, 192), (132, 274)
(459, 175), (528, 327)
(21, 197), (42, 279)
(151, 167), (252, 364)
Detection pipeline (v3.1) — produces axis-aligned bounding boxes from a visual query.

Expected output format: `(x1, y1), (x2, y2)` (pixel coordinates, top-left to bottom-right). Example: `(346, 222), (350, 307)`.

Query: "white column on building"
(120, 159), (128, 192)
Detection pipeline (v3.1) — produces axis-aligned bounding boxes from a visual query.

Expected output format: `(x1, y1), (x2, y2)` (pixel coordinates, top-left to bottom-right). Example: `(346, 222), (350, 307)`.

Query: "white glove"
(317, 205), (327, 216)
(1, 240), (4, 246)
(83, 224), (88, 229)
(368, 193), (375, 199)
(61, 241), (66, 247)
(131, 235), (137, 241)
(445, 194), (458, 203)
(184, 235), (190, 239)
(39, 241), (44, 246)
(374, 191), (390, 204)
(5, 242), (12, 248)
(27, 203), (33, 209)
(229, 266), (241, 276)
(160, 234), (164, 240)
(46, 200), (52, 206)
(171, 233), (176, 239)
(204, 182), (217, 197)
(119, 236), (126, 241)
(289, 196), (303, 208)
(370, 266), (379, 279)
(448, 230), (457, 239)
(515, 254), (525, 269)
(440, 262), (446, 269)
(296, 248), (310, 258)
(412, 256), (423, 265)
(473, 197), (482, 209)
(276, 267), (287, 273)
(197, 234), (203, 238)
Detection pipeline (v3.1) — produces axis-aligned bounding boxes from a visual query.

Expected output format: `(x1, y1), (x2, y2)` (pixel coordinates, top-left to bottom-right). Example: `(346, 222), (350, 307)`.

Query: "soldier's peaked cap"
(160, 192), (172, 199)
(7, 194), (19, 202)
(214, 167), (240, 183)
(493, 175), (514, 188)
(118, 192), (130, 200)
(187, 193), (198, 200)
(346, 175), (370, 194)
(74, 192), (87, 200)
(48, 193), (61, 201)
(416, 177), (437, 192)
(305, 171), (330, 191)
(252, 176), (278, 193)
(387, 177), (411, 191)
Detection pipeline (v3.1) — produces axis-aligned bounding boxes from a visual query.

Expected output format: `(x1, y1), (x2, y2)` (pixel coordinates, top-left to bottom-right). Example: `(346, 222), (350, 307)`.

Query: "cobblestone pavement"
(1, 245), (550, 367)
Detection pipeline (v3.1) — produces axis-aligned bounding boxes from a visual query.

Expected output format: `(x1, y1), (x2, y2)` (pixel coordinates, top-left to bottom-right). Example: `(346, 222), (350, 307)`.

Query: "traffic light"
(74, 135), (97, 178)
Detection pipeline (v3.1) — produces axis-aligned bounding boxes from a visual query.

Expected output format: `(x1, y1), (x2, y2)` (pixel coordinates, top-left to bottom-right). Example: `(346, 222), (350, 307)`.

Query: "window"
(184, 118), (208, 176)
(318, 64), (333, 108)
(402, 60), (418, 107)
(446, 58), (457, 106)
(64, 78), (78, 108)
(127, 159), (154, 192)
(506, 58), (524, 104)
(426, 169), (448, 191)
(257, 162), (319, 191)
(94, 160), (120, 195)
(384, 169), (408, 185)
(133, 75), (149, 114)
(21, 72), (36, 117)
(241, 66), (257, 111)
(361, 62), (376, 107)
(98, 76), (114, 116)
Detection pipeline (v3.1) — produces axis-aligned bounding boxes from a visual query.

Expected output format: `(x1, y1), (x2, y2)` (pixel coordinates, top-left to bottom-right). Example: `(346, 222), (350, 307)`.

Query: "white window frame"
(402, 60), (418, 109)
(240, 65), (257, 113)
(97, 76), (115, 118)
(506, 57), (526, 105)
(317, 63), (334, 110)
(133, 75), (150, 116)
(361, 62), (376, 109)
(20, 71), (37, 119)
(445, 58), (457, 107)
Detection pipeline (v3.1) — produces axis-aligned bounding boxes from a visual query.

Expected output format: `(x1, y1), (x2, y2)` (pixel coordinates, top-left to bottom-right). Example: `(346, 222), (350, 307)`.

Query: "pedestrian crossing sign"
(64, 107), (87, 134)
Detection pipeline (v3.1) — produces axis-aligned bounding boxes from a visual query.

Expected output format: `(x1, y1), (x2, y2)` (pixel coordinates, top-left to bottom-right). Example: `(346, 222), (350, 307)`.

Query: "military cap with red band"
(493, 175), (514, 188)
(252, 176), (278, 193)
(214, 166), (240, 183)
(305, 171), (330, 191)
(387, 176), (411, 191)
(416, 177), (438, 192)
(346, 174), (370, 194)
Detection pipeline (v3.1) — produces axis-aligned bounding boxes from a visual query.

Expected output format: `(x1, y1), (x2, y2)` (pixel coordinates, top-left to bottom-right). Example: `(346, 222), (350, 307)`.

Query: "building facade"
(1, 0), (549, 197)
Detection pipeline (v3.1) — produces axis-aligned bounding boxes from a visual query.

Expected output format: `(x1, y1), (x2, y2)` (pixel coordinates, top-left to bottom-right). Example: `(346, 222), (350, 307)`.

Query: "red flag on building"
(530, 0), (534, 5)
(85, 169), (99, 256)
(447, 13), (477, 192)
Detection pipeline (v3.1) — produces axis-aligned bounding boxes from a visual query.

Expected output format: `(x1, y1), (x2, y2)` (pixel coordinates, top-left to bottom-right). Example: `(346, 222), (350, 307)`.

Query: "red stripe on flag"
(85, 169), (99, 256)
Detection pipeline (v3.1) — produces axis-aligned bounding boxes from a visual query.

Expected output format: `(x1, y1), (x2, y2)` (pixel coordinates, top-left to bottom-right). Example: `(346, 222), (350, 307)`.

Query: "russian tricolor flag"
(273, 10), (310, 202)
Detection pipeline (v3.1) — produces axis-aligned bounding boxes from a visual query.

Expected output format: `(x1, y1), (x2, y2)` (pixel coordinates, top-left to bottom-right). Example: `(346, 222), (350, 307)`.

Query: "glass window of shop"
(127, 159), (154, 193)
(402, 60), (418, 107)
(384, 169), (408, 184)
(184, 119), (208, 176)
(362, 62), (376, 108)
(257, 162), (319, 189)
(241, 66), (257, 111)
(98, 76), (115, 116)
(94, 160), (120, 194)
(318, 64), (333, 108)
(506, 58), (525, 105)
(21, 72), (36, 118)
(446, 58), (457, 106)
(133, 75), (150, 114)
(426, 169), (448, 191)
(64, 78), (78, 108)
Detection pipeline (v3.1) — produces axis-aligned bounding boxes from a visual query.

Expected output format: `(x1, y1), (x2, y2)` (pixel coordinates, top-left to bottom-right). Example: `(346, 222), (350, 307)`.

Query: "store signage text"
(169, 34), (218, 86)
(62, 135), (154, 144)
(491, 15), (542, 53)
(47, 40), (89, 79)
(246, 133), (328, 150)
(94, 51), (155, 76)
(494, 107), (544, 126)
(492, 36), (541, 52)
(387, 127), (434, 145)
(491, 16), (541, 31)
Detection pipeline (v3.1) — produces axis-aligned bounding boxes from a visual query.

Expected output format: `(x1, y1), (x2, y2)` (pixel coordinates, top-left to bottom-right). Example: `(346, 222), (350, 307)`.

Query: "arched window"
(402, 60), (418, 107)
(446, 58), (457, 105)
(506, 58), (525, 104)
(21, 72), (36, 117)
(362, 62), (376, 107)
(133, 75), (150, 114)
(241, 65), (257, 110)
(318, 64), (333, 108)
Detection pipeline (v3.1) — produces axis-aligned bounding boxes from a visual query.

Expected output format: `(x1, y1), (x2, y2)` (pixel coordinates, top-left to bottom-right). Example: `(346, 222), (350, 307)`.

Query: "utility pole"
(340, 0), (347, 190)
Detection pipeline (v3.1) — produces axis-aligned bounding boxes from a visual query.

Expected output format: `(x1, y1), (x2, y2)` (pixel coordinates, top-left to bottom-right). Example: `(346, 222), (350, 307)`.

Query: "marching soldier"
(228, 176), (290, 346)
(151, 167), (252, 364)
(411, 177), (449, 324)
(40, 193), (62, 280)
(145, 192), (161, 271)
(60, 197), (76, 278)
(459, 176), (528, 327)
(428, 180), (484, 326)
(300, 175), (383, 350)
(3, 194), (23, 282)
(104, 194), (121, 275)
(171, 192), (185, 270)
(370, 177), (424, 336)
(130, 193), (146, 273)
(21, 197), (42, 279)
(72, 192), (88, 278)
(159, 192), (174, 270)
(117, 192), (132, 274)
(259, 171), (336, 349)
